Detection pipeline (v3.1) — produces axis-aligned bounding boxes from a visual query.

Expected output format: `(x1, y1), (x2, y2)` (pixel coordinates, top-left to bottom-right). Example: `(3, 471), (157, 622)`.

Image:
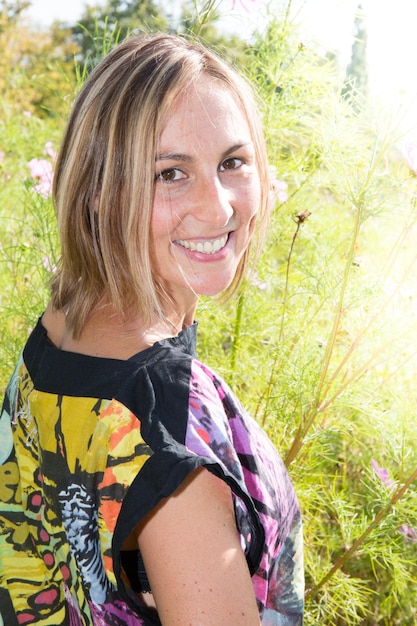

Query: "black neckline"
(23, 316), (197, 398)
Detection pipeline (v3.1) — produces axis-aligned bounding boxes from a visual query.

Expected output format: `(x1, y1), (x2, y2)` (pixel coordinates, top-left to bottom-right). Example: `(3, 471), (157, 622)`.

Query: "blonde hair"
(51, 33), (269, 338)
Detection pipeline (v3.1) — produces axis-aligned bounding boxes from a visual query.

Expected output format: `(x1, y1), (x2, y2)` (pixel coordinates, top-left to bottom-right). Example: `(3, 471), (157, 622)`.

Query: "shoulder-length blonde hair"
(51, 33), (270, 339)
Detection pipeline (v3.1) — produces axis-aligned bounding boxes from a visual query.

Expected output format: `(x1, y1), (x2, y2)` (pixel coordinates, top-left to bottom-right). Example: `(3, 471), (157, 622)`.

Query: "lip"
(174, 233), (231, 256)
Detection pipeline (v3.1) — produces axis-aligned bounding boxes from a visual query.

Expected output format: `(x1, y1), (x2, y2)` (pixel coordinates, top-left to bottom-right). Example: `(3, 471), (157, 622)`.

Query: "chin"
(195, 281), (234, 297)
(184, 270), (238, 298)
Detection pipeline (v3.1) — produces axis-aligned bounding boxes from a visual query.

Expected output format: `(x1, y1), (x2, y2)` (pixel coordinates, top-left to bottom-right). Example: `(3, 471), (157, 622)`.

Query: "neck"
(43, 299), (197, 361)
(157, 291), (199, 333)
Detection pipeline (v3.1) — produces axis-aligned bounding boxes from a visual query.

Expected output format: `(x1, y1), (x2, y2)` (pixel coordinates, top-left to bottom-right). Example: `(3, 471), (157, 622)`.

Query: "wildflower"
(250, 272), (267, 290)
(44, 141), (57, 161)
(42, 256), (57, 275)
(293, 210), (311, 225)
(399, 524), (417, 544)
(269, 166), (289, 207)
(404, 142), (417, 176)
(231, 0), (264, 12)
(28, 158), (54, 198)
(23, 110), (32, 118)
(272, 179), (289, 203)
(371, 458), (395, 489)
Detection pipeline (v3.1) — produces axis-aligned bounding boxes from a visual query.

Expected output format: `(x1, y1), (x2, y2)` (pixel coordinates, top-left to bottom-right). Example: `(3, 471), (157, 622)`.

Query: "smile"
(176, 234), (228, 255)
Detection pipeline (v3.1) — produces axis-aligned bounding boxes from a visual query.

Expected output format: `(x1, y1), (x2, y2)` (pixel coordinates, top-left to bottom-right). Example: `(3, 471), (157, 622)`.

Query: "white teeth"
(176, 234), (228, 255)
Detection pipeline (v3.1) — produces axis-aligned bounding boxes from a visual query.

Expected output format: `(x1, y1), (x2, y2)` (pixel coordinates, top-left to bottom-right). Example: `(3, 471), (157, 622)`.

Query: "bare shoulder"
(41, 301), (66, 349)
(135, 467), (261, 626)
(41, 302), (152, 359)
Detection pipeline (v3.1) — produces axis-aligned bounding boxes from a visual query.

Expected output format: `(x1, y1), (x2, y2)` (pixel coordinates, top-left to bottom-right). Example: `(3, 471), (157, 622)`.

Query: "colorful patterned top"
(0, 317), (304, 625)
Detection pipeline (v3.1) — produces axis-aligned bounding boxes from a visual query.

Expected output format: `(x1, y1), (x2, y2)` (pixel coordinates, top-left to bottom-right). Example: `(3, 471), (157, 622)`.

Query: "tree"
(0, 4), (77, 118)
(178, 0), (248, 66)
(0, 0), (30, 31)
(70, 0), (168, 72)
(60, 0), (247, 78)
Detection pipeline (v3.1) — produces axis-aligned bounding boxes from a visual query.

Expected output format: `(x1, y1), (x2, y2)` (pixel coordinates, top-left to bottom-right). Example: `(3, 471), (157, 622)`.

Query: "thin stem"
(283, 0), (293, 23)
(190, 0), (220, 37)
(230, 290), (245, 373)
(314, 201), (361, 407)
(279, 219), (302, 343)
(306, 464), (417, 600)
(285, 199), (362, 466)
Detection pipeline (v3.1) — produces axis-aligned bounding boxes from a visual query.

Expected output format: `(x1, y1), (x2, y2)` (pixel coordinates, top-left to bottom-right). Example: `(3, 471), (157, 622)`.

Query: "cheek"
(241, 178), (261, 224)
(151, 196), (175, 240)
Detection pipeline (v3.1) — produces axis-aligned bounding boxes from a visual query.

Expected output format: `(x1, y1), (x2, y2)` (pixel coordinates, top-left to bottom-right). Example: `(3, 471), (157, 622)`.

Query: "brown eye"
(155, 168), (185, 183)
(157, 169), (175, 181)
(220, 157), (242, 171)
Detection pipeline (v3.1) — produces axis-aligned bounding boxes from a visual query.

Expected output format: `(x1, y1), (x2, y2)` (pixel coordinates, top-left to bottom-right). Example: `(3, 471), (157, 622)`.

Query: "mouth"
(175, 234), (229, 255)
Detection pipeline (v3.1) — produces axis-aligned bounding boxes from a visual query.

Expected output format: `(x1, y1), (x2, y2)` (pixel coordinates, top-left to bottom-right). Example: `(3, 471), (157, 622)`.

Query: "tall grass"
(1, 4), (417, 624)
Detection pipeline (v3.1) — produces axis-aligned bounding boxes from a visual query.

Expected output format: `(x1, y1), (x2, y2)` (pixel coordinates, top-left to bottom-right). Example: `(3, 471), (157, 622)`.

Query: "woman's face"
(150, 77), (261, 313)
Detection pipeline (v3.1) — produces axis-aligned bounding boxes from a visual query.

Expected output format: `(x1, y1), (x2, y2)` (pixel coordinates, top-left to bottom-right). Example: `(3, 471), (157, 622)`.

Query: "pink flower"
(269, 166), (289, 208)
(371, 458), (395, 489)
(251, 272), (267, 290)
(29, 158), (51, 179)
(28, 158), (54, 198)
(399, 524), (417, 544)
(44, 141), (57, 161)
(42, 256), (57, 274)
(231, 0), (264, 12)
(273, 179), (289, 203)
(405, 142), (417, 176)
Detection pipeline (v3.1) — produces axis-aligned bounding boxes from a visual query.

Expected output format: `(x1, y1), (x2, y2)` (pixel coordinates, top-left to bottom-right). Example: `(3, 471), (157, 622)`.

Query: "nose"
(194, 175), (234, 227)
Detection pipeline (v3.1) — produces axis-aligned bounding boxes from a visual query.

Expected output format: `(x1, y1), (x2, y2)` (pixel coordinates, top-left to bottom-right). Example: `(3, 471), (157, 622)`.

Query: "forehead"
(158, 78), (252, 149)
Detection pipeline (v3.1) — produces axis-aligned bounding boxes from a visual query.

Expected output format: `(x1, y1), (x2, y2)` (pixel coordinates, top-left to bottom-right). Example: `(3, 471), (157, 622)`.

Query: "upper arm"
(135, 467), (261, 626)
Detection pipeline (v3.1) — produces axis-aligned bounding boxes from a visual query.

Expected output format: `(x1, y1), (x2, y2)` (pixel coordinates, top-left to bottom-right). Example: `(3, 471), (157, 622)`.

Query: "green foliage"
(67, 0), (247, 74)
(179, 0), (248, 65)
(0, 104), (60, 386)
(0, 5), (78, 118)
(70, 0), (168, 72)
(1, 2), (417, 624)
(198, 10), (417, 625)
(0, 0), (30, 29)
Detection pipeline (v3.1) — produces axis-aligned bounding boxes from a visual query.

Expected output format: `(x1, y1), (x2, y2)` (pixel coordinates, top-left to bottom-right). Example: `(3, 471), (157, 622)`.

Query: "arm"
(135, 467), (261, 626)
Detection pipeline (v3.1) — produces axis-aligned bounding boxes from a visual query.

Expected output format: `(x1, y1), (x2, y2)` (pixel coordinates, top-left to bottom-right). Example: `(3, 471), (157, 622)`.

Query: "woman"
(0, 34), (304, 625)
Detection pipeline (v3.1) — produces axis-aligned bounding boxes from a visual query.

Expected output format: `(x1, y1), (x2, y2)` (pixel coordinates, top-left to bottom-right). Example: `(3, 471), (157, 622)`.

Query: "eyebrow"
(155, 152), (194, 163)
(155, 143), (253, 163)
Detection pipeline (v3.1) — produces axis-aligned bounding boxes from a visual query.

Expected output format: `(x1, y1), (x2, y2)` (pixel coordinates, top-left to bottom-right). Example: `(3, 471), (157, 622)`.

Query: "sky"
(291, 1), (417, 128)
(23, 0), (417, 139)
(24, 0), (91, 24)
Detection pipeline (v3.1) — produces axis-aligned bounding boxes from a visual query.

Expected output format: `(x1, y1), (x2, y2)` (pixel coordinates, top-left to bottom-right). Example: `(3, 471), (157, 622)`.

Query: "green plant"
(199, 8), (417, 623)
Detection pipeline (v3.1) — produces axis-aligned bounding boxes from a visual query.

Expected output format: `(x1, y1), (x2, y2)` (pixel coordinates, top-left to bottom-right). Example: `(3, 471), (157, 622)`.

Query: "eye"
(155, 168), (186, 183)
(219, 157), (243, 171)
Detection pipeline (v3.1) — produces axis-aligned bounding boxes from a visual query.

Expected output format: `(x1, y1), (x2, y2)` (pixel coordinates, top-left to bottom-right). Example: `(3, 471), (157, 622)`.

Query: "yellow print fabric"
(0, 359), (151, 625)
